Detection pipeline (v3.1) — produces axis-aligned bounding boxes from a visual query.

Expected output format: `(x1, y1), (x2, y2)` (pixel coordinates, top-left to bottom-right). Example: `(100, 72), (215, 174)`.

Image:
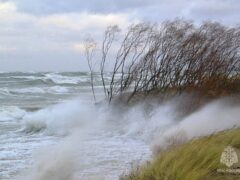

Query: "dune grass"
(121, 128), (240, 180)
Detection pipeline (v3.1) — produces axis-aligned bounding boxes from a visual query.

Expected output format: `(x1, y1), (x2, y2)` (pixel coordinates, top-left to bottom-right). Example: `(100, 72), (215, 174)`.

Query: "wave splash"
(22, 99), (101, 135)
(17, 96), (240, 179)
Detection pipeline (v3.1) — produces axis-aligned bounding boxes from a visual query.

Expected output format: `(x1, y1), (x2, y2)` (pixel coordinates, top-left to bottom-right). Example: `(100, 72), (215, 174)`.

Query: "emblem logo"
(220, 146), (238, 168)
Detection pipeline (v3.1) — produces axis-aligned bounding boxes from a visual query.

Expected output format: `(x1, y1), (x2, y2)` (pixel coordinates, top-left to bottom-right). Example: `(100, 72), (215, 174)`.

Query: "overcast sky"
(0, 0), (240, 71)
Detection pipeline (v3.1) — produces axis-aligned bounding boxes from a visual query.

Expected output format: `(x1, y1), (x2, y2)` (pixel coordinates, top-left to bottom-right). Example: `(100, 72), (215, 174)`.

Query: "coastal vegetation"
(84, 19), (240, 103)
(83, 19), (240, 180)
(120, 128), (240, 180)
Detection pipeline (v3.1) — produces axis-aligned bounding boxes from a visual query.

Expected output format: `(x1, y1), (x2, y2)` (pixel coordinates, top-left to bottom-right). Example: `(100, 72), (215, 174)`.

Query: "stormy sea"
(1, 72), (240, 180)
(0, 72), (152, 179)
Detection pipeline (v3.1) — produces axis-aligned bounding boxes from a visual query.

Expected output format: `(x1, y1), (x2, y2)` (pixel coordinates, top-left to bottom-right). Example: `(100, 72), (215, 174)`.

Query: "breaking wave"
(10, 86), (70, 94)
(12, 94), (240, 179)
(21, 99), (101, 135)
(0, 106), (26, 122)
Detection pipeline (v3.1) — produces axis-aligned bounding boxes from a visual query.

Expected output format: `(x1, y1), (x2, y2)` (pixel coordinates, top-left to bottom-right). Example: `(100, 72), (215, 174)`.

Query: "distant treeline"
(84, 20), (240, 103)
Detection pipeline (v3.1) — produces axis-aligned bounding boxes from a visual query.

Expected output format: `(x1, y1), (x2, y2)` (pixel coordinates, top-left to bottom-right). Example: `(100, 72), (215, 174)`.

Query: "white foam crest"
(45, 73), (82, 85)
(48, 86), (70, 93)
(0, 106), (26, 121)
(10, 75), (40, 80)
(11, 86), (70, 94)
(22, 99), (105, 135)
(18, 96), (240, 179)
(12, 87), (46, 94)
(0, 88), (11, 96)
(8, 73), (89, 85)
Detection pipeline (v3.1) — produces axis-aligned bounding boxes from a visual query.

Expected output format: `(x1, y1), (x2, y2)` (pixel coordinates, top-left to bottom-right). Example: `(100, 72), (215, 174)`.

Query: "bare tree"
(101, 25), (121, 99)
(86, 20), (240, 103)
(83, 37), (97, 102)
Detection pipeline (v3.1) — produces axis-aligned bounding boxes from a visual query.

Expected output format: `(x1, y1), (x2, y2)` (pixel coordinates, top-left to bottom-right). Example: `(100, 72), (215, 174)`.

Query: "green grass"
(122, 128), (240, 180)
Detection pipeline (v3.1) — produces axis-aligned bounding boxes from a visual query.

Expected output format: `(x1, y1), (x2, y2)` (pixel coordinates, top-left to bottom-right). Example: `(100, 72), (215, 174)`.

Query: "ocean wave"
(20, 97), (175, 139)
(0, 106), (26, 121)
(11, 87), (46, 94)
(23, 118), (47, 134)
(9, 75), (44, 80)
(16, 95), (240, 179)
(9, 86), (70, 94)
(0, 88), (11, 96)
(21, 99), (98, 135)
(44, 73), (89, 85)
(48, 86), (70, 93)
(3, 74), (89, 86)
(0, 72), (107, 89)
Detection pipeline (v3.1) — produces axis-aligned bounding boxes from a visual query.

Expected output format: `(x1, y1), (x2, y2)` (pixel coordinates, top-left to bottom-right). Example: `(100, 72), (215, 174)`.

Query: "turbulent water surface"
(1, 72), (240, 180)
(0, 72), (152, 180)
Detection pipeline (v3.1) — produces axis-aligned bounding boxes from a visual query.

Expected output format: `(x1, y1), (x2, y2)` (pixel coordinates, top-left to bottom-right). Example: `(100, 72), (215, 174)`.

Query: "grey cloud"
(4, 0), (240, 24)
(180, 0), (240, 24)
(3, 0), (240, 22)
(1, 0), (240, 71)
(10, 0), (159, 15)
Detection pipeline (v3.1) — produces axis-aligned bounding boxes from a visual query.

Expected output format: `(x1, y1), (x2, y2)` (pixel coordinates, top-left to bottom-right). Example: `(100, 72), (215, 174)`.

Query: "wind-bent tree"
(85, 20), (240, 103)
(83, 37), (97, 102)
(101, 25), (121, 100)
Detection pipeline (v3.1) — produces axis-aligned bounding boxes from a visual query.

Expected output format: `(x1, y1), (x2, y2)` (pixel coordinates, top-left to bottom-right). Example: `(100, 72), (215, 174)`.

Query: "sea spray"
(152, 98), (240, 153)
(17, 95), (240, 179)
(18, 136), (78, 180)
(18, 99), (176, 179)
(22, 98), (105, 136)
